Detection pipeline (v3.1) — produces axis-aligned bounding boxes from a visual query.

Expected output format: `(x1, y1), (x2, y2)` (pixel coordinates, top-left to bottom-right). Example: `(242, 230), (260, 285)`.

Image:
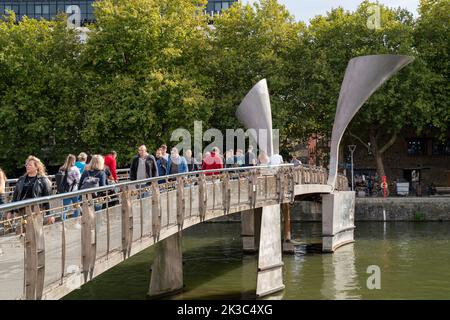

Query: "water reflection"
(64, 222), (450, 300)
(320, 244), (361, 300)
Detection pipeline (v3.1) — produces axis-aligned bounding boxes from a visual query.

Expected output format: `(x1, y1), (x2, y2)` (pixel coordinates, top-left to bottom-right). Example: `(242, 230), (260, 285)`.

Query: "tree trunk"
(369, 129), (386, 179)
(368, 128), (398, 180)
(374, 149), (386, 178)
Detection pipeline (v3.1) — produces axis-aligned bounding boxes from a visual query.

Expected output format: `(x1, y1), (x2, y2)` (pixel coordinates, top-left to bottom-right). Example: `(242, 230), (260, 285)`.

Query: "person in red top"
(104, 151), (118, 183)
(201, 147), (224, 176)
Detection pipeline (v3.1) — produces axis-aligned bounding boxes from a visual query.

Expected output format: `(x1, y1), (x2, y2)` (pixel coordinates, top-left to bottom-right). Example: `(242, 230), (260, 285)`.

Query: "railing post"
(198, 173), (207, 221)
(288, 168), (295, 204)
(222, 172), (231, 215)
(151, 182), (161, 242)
(121, 186), (133, 259)
(139, 187), (144, 240)
(300, 167), (304, 184)
(248, 171), (257, 209)
(60, 219), (66, 285)
(106, 189), (112, 257)
(81, 194), (96, 283)
(24, 205), (45, 300)
(276, 170), (284, 203)
(176, 176), (185, 230)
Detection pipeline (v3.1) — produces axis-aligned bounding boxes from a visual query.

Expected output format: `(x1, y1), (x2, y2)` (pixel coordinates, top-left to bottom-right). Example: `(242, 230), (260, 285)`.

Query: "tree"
(79, 0), (212, 164)
(414, 0), (450, 139)
(301, 1), (445, 178)
(0, 13), (84, 174)
(203, 0), (309, 154)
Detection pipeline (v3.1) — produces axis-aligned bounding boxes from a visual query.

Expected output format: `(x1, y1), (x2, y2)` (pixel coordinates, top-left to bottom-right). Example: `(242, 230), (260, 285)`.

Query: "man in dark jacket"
(129, 145), (158, 181)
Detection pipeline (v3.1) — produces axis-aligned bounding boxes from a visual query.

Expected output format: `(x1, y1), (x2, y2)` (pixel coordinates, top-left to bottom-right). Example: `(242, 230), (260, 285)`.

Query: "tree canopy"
(0, 0), (448, 179)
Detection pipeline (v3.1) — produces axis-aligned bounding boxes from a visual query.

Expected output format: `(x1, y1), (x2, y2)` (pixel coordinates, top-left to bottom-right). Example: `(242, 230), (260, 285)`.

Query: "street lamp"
(348, 145), (357, 191)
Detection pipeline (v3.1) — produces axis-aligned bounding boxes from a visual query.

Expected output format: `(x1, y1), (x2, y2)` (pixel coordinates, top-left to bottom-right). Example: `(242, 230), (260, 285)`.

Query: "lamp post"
(348, 145), (357, 191)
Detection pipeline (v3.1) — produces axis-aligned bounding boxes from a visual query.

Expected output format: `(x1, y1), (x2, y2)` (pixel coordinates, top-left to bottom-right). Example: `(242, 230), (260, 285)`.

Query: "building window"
(407, 139), (427, 156)
(20, 4), (26, 16)
(27, 3), (34, 16)
(42, 4), (49, 15)
(432, 139), (450, 155)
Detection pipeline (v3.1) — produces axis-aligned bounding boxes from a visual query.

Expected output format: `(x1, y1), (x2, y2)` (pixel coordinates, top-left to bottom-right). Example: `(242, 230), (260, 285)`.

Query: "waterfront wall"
(209, 197), (450, 222)
(352, 197), (450, 221)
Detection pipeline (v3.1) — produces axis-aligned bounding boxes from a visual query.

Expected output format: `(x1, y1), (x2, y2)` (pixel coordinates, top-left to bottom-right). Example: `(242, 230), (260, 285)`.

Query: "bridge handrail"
(0, 164), (338, 214)
(0, 164), (309, 213)
(5, 168), (130, 185)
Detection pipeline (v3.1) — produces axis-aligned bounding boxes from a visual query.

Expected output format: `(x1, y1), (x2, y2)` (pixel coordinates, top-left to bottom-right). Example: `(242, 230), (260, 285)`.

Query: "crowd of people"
(0, 144), (300, 229)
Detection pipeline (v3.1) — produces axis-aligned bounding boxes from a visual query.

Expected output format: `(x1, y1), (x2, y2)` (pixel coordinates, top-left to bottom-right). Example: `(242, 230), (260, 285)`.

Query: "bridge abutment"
(148, 231), (183, 298)
(256, 205), (285, 297)
(322, 191), (356, 252)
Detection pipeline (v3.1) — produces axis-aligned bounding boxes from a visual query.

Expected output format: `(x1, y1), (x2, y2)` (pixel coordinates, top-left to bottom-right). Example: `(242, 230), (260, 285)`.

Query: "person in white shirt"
(269, 153), (284, 166)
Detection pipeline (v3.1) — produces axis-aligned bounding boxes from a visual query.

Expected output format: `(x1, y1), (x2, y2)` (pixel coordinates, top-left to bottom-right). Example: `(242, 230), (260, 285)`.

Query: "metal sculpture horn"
(236, 79), (274, 156)
(328, 54), (414, 190)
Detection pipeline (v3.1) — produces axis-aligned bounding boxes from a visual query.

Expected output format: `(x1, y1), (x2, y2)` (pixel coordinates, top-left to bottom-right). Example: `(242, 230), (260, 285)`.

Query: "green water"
(64, 222), (450, 300)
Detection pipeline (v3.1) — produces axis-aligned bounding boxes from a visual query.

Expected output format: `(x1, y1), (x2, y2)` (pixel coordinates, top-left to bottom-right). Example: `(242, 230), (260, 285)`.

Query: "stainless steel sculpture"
(236, 79), (274, 156)
(327, 54), (413, 190)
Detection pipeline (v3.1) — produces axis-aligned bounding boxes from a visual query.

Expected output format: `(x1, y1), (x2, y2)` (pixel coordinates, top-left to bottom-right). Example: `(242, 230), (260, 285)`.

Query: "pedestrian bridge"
(0, 53), (415, 300)
(0, 164), (352, 300)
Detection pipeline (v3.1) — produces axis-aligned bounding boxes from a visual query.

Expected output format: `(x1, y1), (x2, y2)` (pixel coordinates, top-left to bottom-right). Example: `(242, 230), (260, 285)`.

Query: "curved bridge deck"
(0, 165), (349, 300)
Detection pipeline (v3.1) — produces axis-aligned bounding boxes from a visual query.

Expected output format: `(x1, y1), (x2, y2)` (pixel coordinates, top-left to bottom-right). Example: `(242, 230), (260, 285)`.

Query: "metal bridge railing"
(2, 168), (130, 204)
(0, 163), (348, 300)
(0, 164), (347, 237)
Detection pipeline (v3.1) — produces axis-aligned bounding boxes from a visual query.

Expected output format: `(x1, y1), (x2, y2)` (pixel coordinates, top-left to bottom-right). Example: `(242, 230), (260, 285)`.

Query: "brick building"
(342, 129), (450, 195)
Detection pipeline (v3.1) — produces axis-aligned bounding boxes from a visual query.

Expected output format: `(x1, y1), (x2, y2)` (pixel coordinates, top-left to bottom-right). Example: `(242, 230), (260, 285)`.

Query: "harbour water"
(64, 221), (450, 300)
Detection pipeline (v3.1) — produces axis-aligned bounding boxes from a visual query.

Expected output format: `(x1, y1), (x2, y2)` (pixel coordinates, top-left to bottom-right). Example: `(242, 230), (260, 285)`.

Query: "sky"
(242, 0), (420, 23)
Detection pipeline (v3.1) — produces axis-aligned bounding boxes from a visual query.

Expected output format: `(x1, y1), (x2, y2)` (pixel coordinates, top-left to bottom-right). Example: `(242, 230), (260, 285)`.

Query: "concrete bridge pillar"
(241, 208), (261, 253)
(256, 205), (285, 297)
(322, 191), (356, 252)
(148, 231), (183, 298)
(281, 203), (294, 253)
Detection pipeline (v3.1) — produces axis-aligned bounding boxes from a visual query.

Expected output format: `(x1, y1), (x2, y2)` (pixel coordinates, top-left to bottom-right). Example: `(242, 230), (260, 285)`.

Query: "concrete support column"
(281, 203), (294, 253)
(241, 208), (261, 253)
(148, 231), (183, 298)
(322, 191), (356, 253)
(256, 205), (285, 297)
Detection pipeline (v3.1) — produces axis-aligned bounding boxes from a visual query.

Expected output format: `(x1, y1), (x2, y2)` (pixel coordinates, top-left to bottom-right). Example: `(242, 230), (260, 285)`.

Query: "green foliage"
(79, 0), (212, 164)
(0, 13), (84, 172)
(0, 0), (448, 176)
(202, 0), (306, 150)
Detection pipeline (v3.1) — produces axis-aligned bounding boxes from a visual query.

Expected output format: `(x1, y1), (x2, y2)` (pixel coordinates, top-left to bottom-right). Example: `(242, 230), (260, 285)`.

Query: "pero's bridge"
(0, 54), (413, 300)
(0, 164), (350, 300)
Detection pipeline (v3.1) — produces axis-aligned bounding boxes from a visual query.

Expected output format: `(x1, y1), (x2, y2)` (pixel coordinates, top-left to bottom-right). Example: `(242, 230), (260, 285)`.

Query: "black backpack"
(55, 170), (72, 194)
(80, 171), (100, 191)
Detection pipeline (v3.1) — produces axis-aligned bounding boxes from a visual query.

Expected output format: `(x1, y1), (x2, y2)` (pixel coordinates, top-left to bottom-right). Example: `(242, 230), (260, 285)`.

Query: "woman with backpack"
(79, 155), (108, 211)
(12, 156), (54, 227)
(58, 154), (81, 220)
